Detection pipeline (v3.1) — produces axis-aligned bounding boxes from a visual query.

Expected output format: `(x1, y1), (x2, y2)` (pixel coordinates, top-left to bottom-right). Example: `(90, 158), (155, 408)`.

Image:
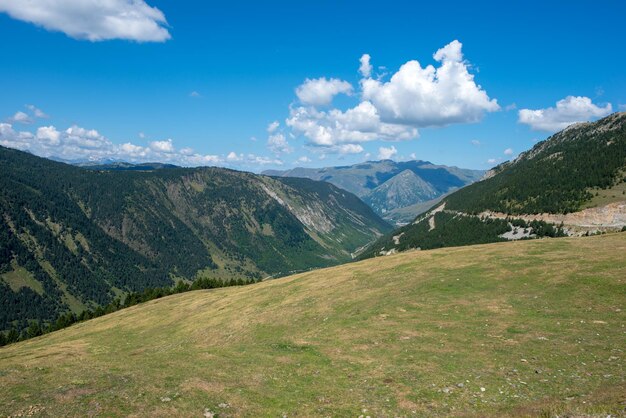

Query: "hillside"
(362, 112), (626, 258)
(0, 234), (624, 416)
(265, 160), (484, 224)
(0, 146), (390, 331)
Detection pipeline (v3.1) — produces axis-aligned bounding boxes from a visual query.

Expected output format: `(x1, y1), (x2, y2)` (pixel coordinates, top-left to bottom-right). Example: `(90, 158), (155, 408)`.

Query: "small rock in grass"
(457, 383), (464, 388)
(203, 409), (215, 418)
(480, 387), (486, 392)
(160, 397), (171, 403)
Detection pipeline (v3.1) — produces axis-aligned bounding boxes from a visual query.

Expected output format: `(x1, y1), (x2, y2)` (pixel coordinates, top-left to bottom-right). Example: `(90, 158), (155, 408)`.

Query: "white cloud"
(281, 40), (497, 153)
(297, 156), (311, 163)
(226, 151), (242, 162)
(7, 105), (50, 124)
(359, 54), (372, 78)
(189, 91), (201, 98)
(26, 105), (48, 118)
(0, 121), (290, 168)
(267, 121), (280, 133)
(518, 96), (612, 132)
(9, 111), (31, 124)
(361, 40), (500, 127)
(0, 0), (171, 42)
(409, 152), (417, 160)
(36, 126), (61, 145)
(119, 142), (148, 158)
(287, 101), (417, 148)
(295, 77), (353, 106)
(333, 144), (364, 154)
(64, 125), (112, 150)
(504, 103), (517, 111)
(245, 154), (283, 166)
(378, 145), (398, 160)
(0, 123), (34, 151)
(471, 139), (481, 146)
(504, 148), (513, 156)
(149, 139), (174, 153)
(138, 132), (146, 139)
(487, 158), (497, 164)
(183, 153), (222, 166)
(268, 133), (292, 154)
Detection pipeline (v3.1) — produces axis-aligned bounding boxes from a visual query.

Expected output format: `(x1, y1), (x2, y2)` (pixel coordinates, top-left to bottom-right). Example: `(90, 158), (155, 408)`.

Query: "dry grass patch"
(1, 233), (625, 416)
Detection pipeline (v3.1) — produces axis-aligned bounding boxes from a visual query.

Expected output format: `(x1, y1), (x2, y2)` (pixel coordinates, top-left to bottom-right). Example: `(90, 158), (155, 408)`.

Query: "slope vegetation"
(1, 234), (624, 417)
(364, 112), (626, 257)
(0, 146), (390, 331)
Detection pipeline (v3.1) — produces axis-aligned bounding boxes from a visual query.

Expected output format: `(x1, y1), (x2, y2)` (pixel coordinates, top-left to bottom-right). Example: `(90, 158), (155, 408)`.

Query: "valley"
(0, 147), (390, 332)
(265, 160), (484, 225)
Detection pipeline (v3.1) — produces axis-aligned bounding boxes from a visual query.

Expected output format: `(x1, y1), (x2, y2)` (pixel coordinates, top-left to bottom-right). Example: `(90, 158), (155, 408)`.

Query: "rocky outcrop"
(479, 201), (626, 232)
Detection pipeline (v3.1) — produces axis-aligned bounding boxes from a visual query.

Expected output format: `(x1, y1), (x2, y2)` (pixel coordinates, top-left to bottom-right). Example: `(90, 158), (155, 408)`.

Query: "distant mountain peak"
(264, 159), (484, 224)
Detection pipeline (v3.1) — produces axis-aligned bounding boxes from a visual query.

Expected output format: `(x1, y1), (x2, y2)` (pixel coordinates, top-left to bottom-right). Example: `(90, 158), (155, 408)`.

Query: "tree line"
(0, 276), (257, 347)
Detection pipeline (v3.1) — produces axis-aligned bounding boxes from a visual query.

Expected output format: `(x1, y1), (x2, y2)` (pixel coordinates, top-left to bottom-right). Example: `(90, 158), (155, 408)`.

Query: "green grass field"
(1, 234), (625, 417)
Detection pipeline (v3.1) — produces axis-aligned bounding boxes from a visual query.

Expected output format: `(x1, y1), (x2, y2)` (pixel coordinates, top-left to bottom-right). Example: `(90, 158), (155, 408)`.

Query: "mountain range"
(0, 146), (390, 331)
(264, 160), (484, 225)
(362, 112), (626, 258)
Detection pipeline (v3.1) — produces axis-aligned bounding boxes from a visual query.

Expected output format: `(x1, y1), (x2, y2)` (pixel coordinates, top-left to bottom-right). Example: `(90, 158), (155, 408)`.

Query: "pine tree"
(26, 320), (42, 339)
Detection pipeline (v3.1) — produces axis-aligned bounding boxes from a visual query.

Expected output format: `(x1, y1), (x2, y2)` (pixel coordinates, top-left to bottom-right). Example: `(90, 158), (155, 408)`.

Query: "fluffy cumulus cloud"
(36, 126), (61, 145)
(0, 123), (33, 149)
(283, 40), (498, 156)
(0, 0), (171, 42)
(9, 111), (31, 124)
(267, 133), (292, 155)
(295, 77), (353, 106)
(518, 96), (612, 132)
(378, 145), (398, 160)
(361, 40), (500, 127)
(226, 151), (242, 162)
(504, 148), (513, 156)
(359, 54), (372, 78)
(0, 119), (286, 168)
(149, 139), (175, 153)
(287, 101), (418, 149)
(64, 125), (112, 150)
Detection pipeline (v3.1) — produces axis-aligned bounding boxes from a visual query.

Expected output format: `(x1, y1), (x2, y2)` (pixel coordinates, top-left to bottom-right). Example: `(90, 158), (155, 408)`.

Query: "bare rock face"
(536, 201), (626, 230)
(479, 201), (626, 233)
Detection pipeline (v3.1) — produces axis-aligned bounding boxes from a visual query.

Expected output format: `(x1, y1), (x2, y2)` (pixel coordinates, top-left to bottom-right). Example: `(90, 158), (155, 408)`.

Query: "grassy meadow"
(1, 234), (624, 417)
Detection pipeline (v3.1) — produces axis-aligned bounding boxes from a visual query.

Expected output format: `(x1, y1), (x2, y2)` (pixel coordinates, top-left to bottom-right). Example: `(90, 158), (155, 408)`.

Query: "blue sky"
(0, 0), (624, 171)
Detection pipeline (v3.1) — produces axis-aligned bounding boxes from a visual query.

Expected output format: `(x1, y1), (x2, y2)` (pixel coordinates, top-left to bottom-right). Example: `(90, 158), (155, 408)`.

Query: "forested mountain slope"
(265, 160), (483, 224)
(362, 112), (626, 258)
(0, 147), (390, 330)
